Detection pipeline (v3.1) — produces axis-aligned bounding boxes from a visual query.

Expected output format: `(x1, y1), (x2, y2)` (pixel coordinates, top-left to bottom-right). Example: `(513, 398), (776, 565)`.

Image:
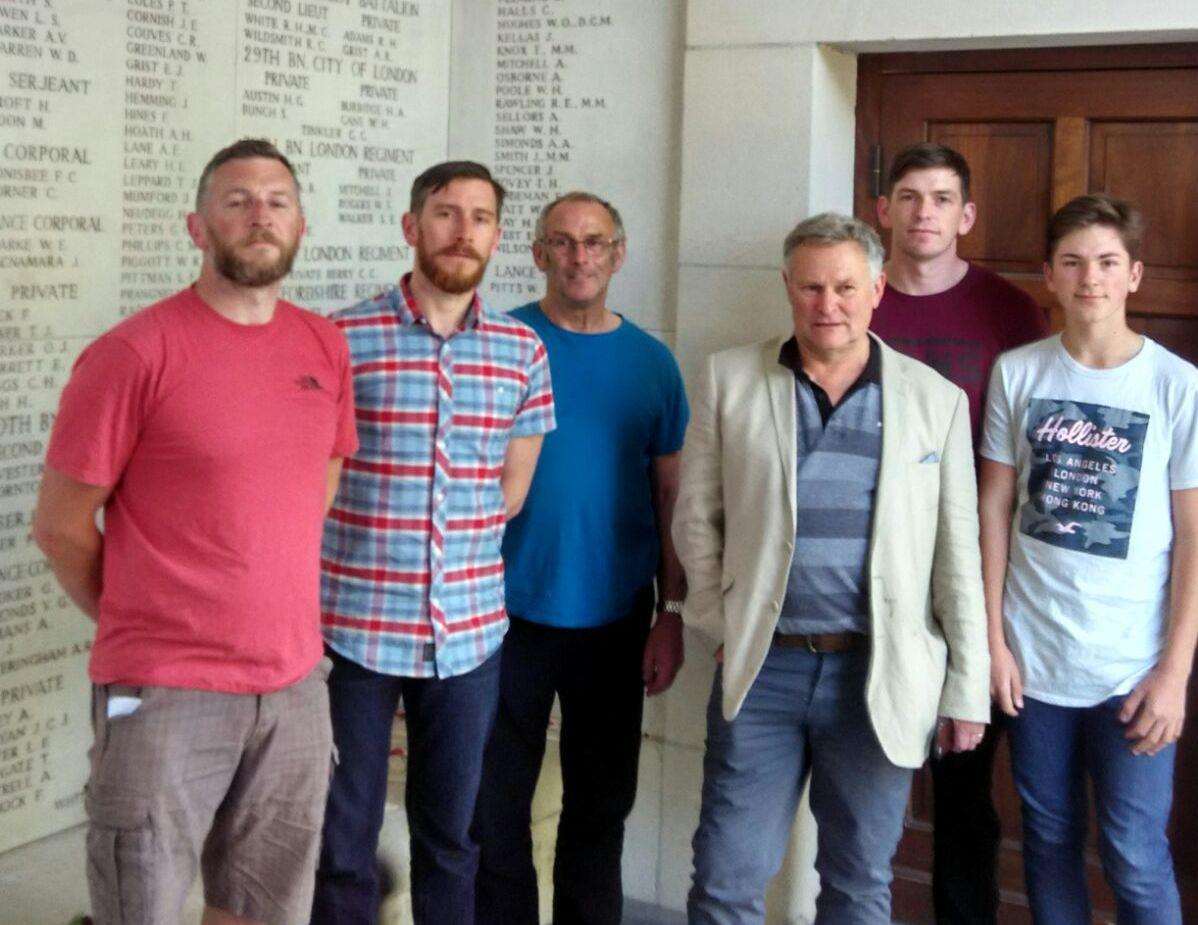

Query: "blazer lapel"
(764, 338), (798, 527)
(876, 335), (908, 503)
(869, 336), (909, 606)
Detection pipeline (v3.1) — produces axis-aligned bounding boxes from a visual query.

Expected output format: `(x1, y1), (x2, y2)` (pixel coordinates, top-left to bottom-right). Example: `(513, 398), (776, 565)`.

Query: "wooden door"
(855, 44), (1198, 924)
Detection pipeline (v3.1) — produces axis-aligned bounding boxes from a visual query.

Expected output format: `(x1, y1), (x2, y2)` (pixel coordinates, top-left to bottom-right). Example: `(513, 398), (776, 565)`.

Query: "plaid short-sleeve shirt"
(321, 277), (555, 678)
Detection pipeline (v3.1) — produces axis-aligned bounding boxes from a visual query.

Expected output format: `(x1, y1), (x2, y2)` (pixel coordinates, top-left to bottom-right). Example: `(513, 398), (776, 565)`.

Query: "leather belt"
(773, 631), (868, 653)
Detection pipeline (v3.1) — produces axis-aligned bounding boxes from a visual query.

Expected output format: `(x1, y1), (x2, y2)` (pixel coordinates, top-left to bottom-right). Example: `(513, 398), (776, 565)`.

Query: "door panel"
(856, 44), (1198, 924)
(1091, 120), (1198, 320)
(929, 121), (1053, 267)
(1090, 122), (1198, 271)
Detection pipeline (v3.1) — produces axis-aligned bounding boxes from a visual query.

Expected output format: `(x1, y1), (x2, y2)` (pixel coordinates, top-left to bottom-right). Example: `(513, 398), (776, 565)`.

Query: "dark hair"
(409, 161), (506, 217)
(195, 138), (299, 211)
(1046, 194), (1144, 262)
(887, 142), (971, 202)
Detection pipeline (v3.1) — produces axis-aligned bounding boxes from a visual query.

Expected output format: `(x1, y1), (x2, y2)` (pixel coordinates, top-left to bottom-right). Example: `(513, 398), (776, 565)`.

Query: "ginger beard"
(209, 226), (300, 287)
(415, 240), (490, 295)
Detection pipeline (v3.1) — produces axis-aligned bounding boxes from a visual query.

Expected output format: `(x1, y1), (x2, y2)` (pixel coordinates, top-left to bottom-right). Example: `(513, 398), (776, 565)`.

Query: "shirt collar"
(397, 272), (483, 332)
(777, 335), (881, 387)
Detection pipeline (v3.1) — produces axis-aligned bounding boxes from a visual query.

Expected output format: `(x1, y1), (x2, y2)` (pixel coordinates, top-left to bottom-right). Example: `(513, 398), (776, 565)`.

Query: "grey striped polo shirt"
(775, 338), (882, 636)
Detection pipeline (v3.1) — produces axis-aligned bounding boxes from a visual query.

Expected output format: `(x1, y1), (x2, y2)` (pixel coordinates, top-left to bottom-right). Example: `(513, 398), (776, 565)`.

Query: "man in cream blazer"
(675, 213), (990, 924)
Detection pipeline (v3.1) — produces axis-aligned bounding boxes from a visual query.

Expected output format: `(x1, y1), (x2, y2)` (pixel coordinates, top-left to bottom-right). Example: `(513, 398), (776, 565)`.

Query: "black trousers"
(473, 588), (653, 925)
(931, 707), (1006, 924)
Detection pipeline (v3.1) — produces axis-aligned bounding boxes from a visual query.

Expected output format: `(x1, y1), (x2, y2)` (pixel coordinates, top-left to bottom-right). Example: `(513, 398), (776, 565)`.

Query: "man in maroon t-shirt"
(872, 143), (1048, 924)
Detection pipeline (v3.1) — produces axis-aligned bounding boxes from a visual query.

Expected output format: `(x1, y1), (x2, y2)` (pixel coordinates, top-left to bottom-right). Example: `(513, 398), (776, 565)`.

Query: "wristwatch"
(658, 599), (684, 615)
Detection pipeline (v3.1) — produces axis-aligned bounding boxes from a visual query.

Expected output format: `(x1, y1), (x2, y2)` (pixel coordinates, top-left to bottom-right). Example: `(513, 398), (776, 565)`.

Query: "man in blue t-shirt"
(473, 191), (689, 925)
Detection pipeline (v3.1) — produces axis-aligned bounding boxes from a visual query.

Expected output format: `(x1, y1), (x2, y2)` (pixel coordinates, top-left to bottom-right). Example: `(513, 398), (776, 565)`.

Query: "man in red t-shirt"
(33, 139), (357, 925)
(872, 142), (1048, 924)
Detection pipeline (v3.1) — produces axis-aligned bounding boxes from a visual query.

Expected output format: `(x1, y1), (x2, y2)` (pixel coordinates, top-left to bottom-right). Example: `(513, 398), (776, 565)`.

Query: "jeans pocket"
(85, 792), (155, 924)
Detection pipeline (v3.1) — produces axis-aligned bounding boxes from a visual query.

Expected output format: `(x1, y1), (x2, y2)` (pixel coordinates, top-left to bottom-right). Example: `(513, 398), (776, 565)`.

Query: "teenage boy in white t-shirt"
(979, 194), (1198, 924)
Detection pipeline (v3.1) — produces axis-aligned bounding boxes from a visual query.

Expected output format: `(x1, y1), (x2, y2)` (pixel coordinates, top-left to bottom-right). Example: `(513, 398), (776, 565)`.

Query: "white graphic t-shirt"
(980, 335), (1198, 706)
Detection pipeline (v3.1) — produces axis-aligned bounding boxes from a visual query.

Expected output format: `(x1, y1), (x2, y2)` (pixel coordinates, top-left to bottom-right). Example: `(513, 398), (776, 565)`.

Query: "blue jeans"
(1009, 695), (1181, 925)
(310, 646), (501, 925)
(688, 647), (913, 925)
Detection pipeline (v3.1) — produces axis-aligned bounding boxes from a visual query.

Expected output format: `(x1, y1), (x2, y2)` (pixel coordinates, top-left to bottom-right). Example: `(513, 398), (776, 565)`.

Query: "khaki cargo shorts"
(85, 660), (333, 925)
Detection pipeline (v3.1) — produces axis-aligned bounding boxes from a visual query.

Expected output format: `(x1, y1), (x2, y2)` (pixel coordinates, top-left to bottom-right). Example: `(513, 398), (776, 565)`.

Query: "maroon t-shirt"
(872, 263), (1048, 449)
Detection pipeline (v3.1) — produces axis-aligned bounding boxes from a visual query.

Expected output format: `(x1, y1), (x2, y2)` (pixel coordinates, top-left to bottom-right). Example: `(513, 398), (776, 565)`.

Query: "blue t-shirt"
(503, 303), (689, 627)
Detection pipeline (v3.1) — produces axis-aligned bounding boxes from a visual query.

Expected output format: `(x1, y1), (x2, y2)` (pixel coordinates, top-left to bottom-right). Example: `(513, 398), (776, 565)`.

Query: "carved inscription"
(238, 0), (441, 308)
(469, 2), (681, 335)
(0, 0), (99, 851)
(0, 0), (451, 854)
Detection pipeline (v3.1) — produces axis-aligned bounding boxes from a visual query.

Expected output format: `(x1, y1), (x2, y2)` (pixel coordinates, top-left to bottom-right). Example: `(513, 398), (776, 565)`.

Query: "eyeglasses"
(540, 235), (621, 257)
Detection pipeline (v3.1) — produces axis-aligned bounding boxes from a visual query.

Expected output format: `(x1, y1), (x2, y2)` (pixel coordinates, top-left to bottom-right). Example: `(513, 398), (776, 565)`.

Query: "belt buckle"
(805, 635), (818, 654)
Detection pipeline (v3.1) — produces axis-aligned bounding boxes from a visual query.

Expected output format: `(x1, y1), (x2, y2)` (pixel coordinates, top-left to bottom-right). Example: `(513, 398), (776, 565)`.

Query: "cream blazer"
(673, 334), (990, 768)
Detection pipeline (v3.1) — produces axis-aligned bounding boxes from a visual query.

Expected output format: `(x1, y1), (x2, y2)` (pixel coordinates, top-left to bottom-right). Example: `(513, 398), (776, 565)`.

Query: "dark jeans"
(473, 588), (653, 925)
(310, 646), (501, 925)
(930, 708), (1004, 924)
(1009, 696), (1180, 925)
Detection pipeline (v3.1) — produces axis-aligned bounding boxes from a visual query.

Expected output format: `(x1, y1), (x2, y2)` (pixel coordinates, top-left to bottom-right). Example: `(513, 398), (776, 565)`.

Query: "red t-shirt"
(46, 287), (358, 693)
(871, 263), (1048, 449)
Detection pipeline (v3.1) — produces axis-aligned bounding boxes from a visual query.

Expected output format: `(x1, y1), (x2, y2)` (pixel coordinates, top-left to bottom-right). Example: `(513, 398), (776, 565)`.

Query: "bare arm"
(643, 451), (685, 695)
(325, 458), (344, 513)
(652, 452), (686, 606)
(500, 434), (544, 520)
(32, 466), (112, 622)
(1119, 487), (1198, 755)
(979, 458), (1022, 717)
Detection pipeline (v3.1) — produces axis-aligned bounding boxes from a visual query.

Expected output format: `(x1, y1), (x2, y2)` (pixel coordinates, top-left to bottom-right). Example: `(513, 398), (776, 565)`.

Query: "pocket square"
(920, 452), (940, 464)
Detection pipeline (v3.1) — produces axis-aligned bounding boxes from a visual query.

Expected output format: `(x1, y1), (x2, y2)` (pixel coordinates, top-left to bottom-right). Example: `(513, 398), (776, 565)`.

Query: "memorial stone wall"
(0, 0), (682, 854)
(0, 0), (451, 854)
(451, 0), (683, 331)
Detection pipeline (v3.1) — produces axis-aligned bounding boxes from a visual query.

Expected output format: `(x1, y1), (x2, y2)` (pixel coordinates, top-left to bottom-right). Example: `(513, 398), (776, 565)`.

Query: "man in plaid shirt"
(311, 161), (555, 925)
